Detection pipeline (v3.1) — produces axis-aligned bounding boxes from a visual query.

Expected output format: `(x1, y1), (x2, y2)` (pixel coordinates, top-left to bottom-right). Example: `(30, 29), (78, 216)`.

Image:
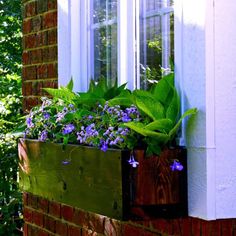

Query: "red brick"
(81, 229), (97, 236)
(55, 220), (68, 236)
(43, 11), (57, 29)
(42, 46), (57, 62)
(38, 197), (49, 213)
(30, 49), (42, 64)
(181, 218), (191, 236)
(210, 220), (221, 236)
(32, 16), (42, 32)
(23, 51), (30, 65)
(23, 97), (39, 112)
(191, 217), (201, 236)
(172, 219), (182, 236)
(28, 193), (38, 208)
(220, 219), (233, 236)
(32, 211), (44, 227)
(68, 225), (82, 236)
(44, 215), (56, 233)
(104, 218), (122, 236)
(122, 224), (157, 236)
(36, 32), (48, 47)
(61, 204), (74, 222)
(38, 230), (49, 236)
(25, 1), (36, 17)
(23, 82), (32, 96)
(37, 0), (48, 13)
(72, 208), (89, 227)
(48, 0), (57, 10)
(47, 63), (57, 78)
(23, 223), (29, 236)
(48, 29), (57, 45)
(27, 34), (38, 49)
(49, 201), (61, 218)
(24, 66), (37, 80)
(28, 224), (39, 236)
(88, 213), (105, 234)
(23, 19), (31, 34)
(150, 219), (167, 234)
(23, 192), (29, 205)
(37, 64), (48, 79)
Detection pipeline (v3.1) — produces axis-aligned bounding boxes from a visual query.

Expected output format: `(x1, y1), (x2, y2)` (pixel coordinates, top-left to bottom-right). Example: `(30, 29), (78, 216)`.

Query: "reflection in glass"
(139, 0), (174, 89)
(90, 0), (117, 87)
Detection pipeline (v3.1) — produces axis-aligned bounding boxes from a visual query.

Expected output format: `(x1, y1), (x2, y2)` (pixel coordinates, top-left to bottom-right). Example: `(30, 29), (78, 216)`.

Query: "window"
(139, 0), (174, 89)
(58, 0), (174, 91)
(89, 0), (118, 87)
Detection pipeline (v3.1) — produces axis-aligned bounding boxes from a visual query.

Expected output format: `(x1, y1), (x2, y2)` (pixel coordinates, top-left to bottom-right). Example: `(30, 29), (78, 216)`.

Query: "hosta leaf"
(169, 108), (198, 139)
(152, 73), (174, 106)
(145, 119), (173, 133)
(166, 89), (180, 122)
(135, 96), (165, 120)
(108, 90), (134, 106)
(124, 122), (169, 143)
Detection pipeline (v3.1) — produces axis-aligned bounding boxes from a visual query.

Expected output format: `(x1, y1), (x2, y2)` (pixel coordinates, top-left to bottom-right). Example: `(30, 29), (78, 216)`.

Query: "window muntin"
(139, 0), (174, 89)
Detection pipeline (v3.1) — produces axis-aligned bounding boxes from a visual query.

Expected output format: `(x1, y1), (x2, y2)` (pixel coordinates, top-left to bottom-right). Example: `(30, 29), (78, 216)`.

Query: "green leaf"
(145, 119), (173, 133)
(166, 89), (180, 122)
(44, 87), (78, 103)
(169, 108), (198, 139)
(66, 78), (74, 91)
(135, 96), (165, 120)
(152, 73), (174, 106)
(124, 122), (169, 143)
(108, 90), (134, 106)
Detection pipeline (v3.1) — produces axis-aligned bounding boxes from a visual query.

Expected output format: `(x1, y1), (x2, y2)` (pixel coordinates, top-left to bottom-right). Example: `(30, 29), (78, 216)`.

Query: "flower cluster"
(24, 98), (141, 153)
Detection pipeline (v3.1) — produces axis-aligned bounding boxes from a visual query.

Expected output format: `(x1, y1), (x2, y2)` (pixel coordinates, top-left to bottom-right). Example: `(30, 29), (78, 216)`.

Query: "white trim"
(58, 0), (71, 87)
(117, 0), (137, 90)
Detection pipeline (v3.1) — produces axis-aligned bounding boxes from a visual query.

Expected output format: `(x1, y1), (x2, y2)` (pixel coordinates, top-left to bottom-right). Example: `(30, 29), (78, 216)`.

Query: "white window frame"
(58, 0), (174, 91)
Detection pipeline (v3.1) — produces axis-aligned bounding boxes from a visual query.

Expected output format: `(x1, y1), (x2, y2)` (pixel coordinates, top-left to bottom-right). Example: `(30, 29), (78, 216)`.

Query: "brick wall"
(22, 0), (58, 112)
(23, 192), (236, 236)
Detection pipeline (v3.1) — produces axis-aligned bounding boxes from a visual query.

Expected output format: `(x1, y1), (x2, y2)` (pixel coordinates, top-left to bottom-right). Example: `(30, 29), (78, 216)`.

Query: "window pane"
(90, 0), (117, 87)
(139, 0), (174, 89)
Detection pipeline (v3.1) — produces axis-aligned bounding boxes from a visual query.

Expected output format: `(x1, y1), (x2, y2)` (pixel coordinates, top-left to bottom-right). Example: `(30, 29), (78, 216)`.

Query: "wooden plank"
(18, 139), (130, 219)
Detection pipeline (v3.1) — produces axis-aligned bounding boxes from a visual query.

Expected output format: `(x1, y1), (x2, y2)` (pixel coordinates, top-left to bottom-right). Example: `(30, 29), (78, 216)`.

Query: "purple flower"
(43, 112), (50, 120)
(63, 124), (75, 134)
(62, 159), (71, 165)
(88, 115), (93, 120)
(122, 114), (131, 122)
(170, 160), (183, 171)
(100, 141), (108, 152)
(26, 117), (34, 128)
(39, 130), (48, 142)
(56, 112), (66, 122)
(128, 154), (139, 168)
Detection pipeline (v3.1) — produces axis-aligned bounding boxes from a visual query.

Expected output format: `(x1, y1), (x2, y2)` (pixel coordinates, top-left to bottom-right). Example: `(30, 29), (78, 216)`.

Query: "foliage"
(23, 76), (197, 160)
(0, 74), (23, 235)
(0, 0), (22, 75)
(0, 0), (23, 234)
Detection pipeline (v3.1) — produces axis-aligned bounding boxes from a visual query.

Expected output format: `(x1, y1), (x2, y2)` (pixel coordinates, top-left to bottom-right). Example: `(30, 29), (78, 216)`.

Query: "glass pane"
(139, 0), (174, 89)
(90, 0), (117, 87)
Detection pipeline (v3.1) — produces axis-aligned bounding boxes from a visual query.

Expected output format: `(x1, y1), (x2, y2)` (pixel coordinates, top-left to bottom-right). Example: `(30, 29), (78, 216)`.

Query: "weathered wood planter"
(18, 139), (187, 220)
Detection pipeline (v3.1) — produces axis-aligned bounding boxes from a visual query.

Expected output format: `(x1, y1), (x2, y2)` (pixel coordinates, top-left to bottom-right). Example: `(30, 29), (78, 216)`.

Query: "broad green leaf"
(66, 78), (74, 91)
(145, 119), (173, 133)
(169, 108), (198, 139)
(43, 87), (78, 103)
(124, 122), (169, 143)
(135, 96), (165, 120)
(166, 89), (180, 122)
(152, 73), (174, 106)
(108, 90), (134, 106)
